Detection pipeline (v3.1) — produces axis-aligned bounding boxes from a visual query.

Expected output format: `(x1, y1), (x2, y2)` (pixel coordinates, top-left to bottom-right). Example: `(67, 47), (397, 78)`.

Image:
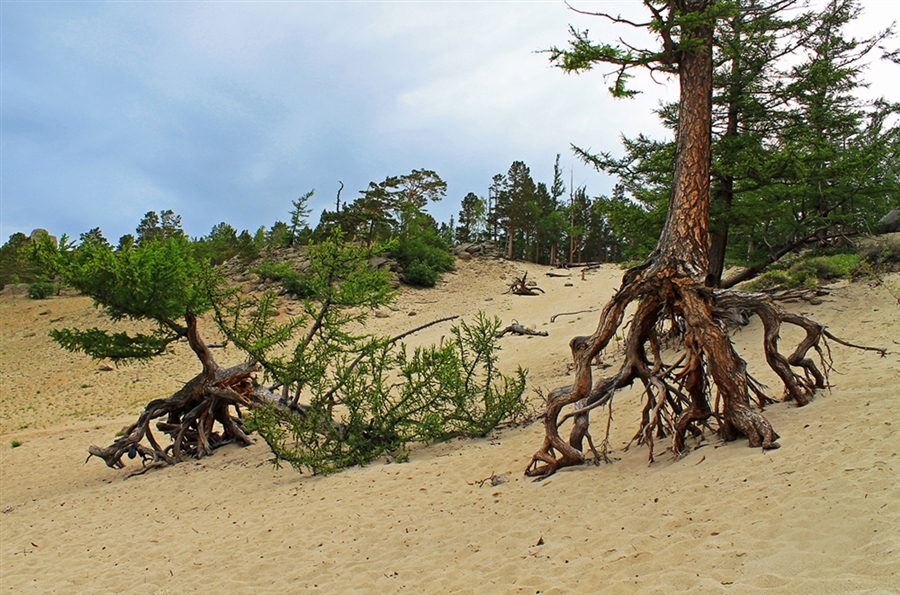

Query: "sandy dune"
(1, 258), (898, 594)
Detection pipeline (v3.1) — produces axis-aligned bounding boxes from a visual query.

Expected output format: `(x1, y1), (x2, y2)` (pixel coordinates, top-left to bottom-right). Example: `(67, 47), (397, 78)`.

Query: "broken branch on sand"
(497, 321), (548, 337)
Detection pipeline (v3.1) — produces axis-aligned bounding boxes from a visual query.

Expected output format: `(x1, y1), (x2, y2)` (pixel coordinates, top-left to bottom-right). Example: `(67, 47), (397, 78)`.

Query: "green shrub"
(250, 261), (316, 298)
(250, 261), (296, 282)
(392, 234), (455, 288)
(744, 270), (794, 291)
(797, 254), (858, 279)
(244, 312), (528, 475)
(10, 440), (22, 448)
(27, 281), (56, 299)
(401, 261), (439, 287)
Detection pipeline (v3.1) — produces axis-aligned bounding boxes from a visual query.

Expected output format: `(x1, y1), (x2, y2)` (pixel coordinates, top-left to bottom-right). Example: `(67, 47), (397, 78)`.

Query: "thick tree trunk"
(708, 15), (744, 287)
(708, 177), (733, 285)
(655, 10), (713, 276)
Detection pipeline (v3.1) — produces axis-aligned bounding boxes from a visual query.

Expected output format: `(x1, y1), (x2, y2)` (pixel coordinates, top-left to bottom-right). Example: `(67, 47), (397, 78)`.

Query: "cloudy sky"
(2, 1), (897, 244)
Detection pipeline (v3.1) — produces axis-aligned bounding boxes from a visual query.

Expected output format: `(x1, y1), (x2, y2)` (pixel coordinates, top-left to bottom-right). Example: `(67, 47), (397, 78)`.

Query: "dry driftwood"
(497, 321), (548, 338)
(506, 271), (544, 296)
(550, 310), (595, 323)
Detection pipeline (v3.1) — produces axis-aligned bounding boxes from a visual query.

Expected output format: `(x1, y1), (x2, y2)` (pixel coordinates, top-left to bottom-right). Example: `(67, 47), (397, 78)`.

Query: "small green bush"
(250, 261), (316, 298)
(10, 440), (22, 448)
(392, 235), (455, 288)
(745, 270), (794, 291)
(250, 261), (296, 282)
(797, 254), (858, 279)
(27, 281), (56, 299)
(401, 261), (439, 287)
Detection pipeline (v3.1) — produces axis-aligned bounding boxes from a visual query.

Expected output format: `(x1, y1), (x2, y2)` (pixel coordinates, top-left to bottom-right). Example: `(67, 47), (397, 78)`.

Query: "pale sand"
(1, 259), (898, 594)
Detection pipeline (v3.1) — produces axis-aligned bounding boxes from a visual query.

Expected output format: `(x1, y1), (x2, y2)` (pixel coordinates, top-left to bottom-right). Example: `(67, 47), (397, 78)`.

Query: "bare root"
(87, 363), (272, 474)
(526, 260), (883, 478)
(506, 271), (545, 296)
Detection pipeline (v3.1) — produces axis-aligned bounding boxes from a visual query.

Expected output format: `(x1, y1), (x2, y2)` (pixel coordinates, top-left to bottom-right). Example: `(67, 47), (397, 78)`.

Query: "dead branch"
(550, 310), (595, 323)
(498, 321), (548, 338)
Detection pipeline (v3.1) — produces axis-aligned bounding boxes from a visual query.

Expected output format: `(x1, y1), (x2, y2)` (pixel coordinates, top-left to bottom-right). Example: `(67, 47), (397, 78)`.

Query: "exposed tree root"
(524, 0), (884, 480)
(87, 311), (285, 476)
(525, 257), (883, 478)
(86, 362), (276, 475)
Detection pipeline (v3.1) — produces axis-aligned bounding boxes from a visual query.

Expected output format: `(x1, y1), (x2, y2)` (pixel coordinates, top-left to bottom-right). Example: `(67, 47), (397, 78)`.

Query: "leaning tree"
(526, 0), (882, 477)
(47, 234), (288, 474)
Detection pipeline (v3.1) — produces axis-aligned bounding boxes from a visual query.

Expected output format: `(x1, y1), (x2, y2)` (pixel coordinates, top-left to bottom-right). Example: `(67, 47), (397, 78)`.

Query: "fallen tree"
(527, 0), (883, 477)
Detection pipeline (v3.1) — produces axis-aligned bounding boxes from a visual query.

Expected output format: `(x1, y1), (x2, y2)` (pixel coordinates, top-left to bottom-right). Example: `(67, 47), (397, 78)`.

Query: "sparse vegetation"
(859, 235), (900, 270)
(43, 216), (525, 476)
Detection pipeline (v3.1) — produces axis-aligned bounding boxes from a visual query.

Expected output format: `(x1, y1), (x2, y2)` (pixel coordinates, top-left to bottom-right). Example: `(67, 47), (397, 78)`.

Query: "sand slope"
(2, 259), (898, 594)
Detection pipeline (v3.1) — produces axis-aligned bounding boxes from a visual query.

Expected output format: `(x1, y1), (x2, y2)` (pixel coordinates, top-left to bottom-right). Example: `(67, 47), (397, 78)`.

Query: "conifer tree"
(526, 0), (879, 477)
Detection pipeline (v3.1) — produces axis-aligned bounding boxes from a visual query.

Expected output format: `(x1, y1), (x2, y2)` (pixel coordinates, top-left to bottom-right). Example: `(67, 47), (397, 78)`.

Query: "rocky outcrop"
(450, 241), (503, 259)
(29, 229), (58, 249)
(877, 207), (900, 234)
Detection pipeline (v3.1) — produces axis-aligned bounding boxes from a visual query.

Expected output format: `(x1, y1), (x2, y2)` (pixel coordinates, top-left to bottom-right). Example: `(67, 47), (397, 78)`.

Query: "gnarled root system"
(526, 258), (882, 478)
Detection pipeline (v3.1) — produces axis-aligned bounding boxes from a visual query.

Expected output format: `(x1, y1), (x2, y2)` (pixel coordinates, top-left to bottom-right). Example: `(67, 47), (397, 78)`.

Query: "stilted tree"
(526, 0), (882, 477)
(47, 234), (276, 475)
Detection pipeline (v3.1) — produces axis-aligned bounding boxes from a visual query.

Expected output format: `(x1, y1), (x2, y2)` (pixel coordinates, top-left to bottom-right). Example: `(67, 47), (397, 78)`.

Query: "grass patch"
(744, 252), (860, 291)
(10, 440), (22, 448)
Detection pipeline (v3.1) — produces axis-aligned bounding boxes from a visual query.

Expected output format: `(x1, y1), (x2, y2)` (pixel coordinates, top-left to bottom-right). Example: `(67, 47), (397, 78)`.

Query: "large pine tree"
(526, 0), (878, 477)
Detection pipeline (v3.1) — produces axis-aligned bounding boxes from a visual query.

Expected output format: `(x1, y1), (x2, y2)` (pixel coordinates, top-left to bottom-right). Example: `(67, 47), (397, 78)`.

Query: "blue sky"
(2, 1), (897, 244)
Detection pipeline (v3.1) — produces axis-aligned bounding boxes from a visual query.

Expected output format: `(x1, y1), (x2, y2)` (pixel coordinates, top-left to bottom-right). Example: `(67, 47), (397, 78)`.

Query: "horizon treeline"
(2, 0), (898, 291)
